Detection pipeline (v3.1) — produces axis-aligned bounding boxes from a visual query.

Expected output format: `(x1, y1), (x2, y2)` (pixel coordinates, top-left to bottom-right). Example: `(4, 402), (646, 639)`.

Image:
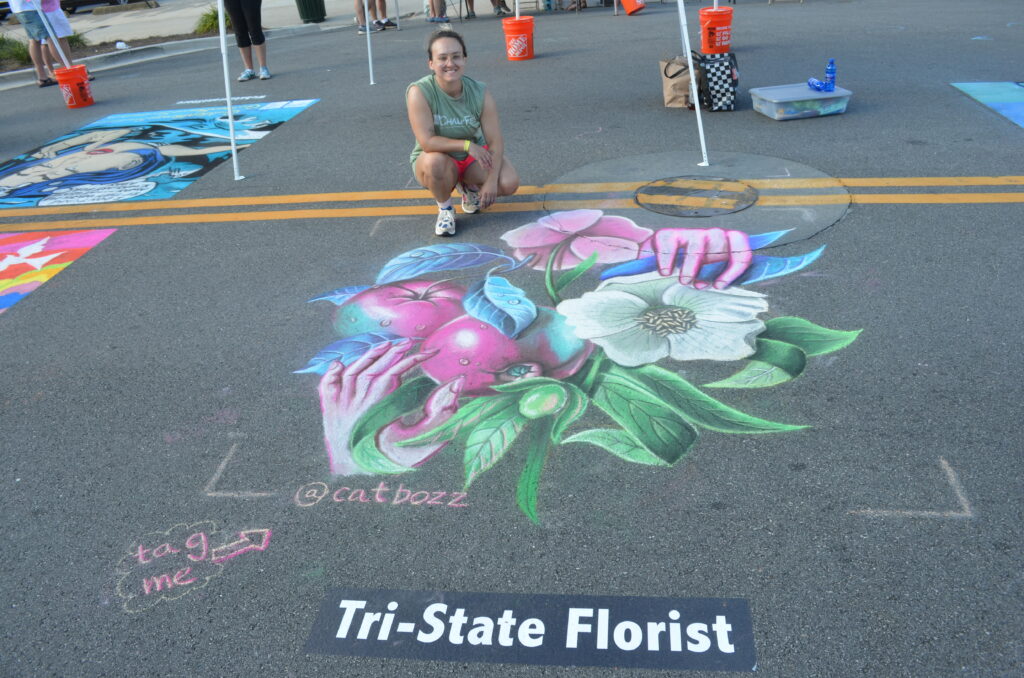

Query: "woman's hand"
(478, 178), (499, 210)
(648, 227), (753, 289)
(467, 142), (493, 171)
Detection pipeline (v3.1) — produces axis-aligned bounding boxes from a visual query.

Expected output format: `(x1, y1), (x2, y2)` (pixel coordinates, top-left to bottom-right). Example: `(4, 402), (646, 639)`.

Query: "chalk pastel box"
(749, 83), (853, 121)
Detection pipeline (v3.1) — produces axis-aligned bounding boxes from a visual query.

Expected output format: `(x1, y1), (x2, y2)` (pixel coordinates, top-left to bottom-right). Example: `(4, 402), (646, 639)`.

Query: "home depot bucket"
(621, 0), (645, 15)
(502, 16), (534, 61)
(699, 6), (733, 54)
(54, 65), (94, 109)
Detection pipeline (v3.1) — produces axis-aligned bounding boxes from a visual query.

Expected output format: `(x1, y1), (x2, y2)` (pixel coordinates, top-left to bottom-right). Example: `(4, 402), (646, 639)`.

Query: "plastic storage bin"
(749, 83), (852, 121)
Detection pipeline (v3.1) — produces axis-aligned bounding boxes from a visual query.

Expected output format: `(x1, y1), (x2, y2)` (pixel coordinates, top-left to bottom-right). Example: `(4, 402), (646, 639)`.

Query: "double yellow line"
(2, 176), (1022, 233)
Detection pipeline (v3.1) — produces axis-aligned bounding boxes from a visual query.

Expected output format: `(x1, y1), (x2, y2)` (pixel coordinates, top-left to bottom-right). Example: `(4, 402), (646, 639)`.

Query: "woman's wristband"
(463, 139), (471, 152)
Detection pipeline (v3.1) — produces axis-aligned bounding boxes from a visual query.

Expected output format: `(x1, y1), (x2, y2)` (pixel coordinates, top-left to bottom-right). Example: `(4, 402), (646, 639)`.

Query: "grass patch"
(0, 34), (31, 66)
(66, 32), (89, 49)
(194, 6), (230, 34)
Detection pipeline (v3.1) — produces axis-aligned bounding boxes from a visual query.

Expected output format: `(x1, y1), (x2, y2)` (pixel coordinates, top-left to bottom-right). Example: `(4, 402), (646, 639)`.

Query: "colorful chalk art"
(298, 211), (862, 523)
(0, 229), (116, 315)
(0, 100), (317, 208)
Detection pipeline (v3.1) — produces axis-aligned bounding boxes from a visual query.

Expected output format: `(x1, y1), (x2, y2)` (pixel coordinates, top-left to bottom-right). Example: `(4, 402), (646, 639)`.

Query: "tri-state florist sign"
(307, 589), (755, 671)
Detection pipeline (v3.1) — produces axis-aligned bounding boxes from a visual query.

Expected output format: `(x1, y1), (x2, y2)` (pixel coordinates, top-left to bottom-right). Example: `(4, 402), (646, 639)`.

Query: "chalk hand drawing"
(299, 210), (861, 523)
(115, 522), (271, 612)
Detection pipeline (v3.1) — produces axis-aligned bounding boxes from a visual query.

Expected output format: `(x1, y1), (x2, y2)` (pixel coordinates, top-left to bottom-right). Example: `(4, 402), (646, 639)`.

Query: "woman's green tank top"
(408, 74), (487, 167)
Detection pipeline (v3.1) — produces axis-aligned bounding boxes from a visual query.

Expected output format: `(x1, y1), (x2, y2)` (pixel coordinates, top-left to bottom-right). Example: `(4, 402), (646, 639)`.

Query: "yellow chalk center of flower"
(636, 306), (698, 337)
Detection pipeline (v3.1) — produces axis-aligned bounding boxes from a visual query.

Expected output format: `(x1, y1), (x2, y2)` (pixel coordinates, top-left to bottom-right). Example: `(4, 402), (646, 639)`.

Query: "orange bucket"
(54, 64), (94, 109)
(699, 6), (733, 54)
(621, 0), (645, 14)
(502, 16), (534, 61)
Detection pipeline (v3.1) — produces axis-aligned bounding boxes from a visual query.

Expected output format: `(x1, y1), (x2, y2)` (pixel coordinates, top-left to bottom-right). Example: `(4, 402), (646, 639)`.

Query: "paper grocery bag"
(660, 56), (695, 109)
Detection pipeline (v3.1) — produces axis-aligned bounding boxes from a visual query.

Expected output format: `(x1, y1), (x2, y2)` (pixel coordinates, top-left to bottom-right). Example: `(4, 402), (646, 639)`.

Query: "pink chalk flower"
(501, 209), (654, 270)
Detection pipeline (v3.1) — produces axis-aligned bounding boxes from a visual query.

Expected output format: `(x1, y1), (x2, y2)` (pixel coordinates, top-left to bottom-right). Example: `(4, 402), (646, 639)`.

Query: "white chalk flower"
(556, 271), (768, 367)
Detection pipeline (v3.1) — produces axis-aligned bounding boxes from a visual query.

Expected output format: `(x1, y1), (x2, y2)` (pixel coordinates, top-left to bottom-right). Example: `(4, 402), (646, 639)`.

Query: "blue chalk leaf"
(293, 331), (405, 375)
(307, 285), (370, 305)
(747, 229), (793, 249)
(376, 244), (514, 284)
(463, 276), (538, 339)
(733, 246), (826, 284)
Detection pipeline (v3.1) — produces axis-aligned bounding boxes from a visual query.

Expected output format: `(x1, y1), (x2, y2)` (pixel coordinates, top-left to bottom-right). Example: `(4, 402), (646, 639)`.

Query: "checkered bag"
(697, 52), (739, 112)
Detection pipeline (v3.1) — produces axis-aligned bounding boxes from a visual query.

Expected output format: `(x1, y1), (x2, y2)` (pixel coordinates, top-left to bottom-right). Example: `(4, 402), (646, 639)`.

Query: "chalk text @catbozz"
(293, 481), (467, 508)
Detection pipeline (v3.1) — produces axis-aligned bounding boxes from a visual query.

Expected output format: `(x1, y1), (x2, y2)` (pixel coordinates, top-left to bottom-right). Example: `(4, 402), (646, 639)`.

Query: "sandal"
(37, 77), (57, 87)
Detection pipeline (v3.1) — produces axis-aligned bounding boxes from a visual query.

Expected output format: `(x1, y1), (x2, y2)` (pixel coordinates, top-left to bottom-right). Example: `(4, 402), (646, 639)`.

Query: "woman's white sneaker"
(434, 207), (457, 236)
(459, 183), (480, 214)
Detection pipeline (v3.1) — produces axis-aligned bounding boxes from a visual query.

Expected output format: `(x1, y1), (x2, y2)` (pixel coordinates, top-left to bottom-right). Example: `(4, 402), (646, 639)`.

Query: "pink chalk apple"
(420, 307), (594, 395)
(333, 280), (466, 339)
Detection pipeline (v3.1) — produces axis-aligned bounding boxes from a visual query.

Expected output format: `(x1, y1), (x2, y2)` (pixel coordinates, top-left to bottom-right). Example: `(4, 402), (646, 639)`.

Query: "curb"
(91, 0), (161, 15)
(0, 22), (339, 92)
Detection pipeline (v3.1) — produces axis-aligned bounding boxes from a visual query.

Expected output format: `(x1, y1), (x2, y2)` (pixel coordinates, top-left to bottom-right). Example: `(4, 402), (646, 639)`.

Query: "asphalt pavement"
(1, 0), (1023, 676)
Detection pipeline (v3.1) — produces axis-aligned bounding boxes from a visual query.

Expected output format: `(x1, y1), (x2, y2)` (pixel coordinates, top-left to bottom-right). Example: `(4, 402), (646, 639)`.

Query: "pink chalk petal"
(501, 221), (568, 248)
(583, 215), (654, 243)
(569, 235), (644, 265)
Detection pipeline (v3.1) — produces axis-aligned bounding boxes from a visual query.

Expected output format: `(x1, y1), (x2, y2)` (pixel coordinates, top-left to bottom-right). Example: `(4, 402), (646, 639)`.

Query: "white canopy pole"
(216, 0), (244, 180)
(676, 0), (709, 166)
(29, 0), (70, 69)
(364, 0), (376, 84)
(515, 0), (519, 19)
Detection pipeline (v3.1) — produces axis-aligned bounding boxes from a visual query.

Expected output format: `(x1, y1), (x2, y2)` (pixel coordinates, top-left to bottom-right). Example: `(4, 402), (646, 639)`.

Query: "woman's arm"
(35, 128), (133, 158)
(158, 144), (235, 158)
(474, 90), (504, 209)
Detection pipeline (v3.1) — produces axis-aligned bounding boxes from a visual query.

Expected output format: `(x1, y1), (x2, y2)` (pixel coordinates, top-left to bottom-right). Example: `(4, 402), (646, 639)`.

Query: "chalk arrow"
(211, 529), (272, 564)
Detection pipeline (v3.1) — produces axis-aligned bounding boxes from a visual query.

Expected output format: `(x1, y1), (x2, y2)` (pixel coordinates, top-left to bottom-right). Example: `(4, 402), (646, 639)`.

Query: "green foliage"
(0, 34), (31, 66)
(194, 6), (230, 35)
(704, 338), (808, 389)
(66, 32), (88, 49)
(592, 365), (699, 465)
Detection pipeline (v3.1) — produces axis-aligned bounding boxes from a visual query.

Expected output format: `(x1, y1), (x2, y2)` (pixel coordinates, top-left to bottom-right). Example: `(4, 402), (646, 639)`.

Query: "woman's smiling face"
(428, 37), (466, 87)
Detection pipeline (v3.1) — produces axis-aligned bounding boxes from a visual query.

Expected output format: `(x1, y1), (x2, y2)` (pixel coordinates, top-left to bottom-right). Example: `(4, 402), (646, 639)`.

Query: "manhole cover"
(634, 176), (759, 217)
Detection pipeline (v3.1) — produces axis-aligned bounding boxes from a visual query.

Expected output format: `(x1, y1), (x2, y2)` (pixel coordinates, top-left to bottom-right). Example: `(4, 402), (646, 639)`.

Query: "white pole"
(29, 0), (70, 69)
(676, 0), (709, 166)
(394, 0), (400, 29)
(515, 0), (519, 19)
(364, 0), (375, 84)
(217, 0), (244, 180)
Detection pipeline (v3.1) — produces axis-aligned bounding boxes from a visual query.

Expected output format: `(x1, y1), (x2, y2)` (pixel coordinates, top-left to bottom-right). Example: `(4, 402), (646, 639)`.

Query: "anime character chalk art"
(298, 211), (861, 524)
(0, 100), (315, 208)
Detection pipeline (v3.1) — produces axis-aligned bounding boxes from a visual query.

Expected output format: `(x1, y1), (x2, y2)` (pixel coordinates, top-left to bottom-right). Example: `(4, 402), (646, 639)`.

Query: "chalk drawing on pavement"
(848, 458), (975, 520)
(952, 82), (1024, 129)
(0, 100), (317, 209)
(116, 521), (272, 613)
(296, 211), (862, 524)
(0, 229), (116, 316)
(204, 441), (277, 499)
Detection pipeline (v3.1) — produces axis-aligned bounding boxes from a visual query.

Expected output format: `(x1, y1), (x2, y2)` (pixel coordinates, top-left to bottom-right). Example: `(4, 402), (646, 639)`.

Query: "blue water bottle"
(807, 78), (826, 91)
(824, 58), (836, 92)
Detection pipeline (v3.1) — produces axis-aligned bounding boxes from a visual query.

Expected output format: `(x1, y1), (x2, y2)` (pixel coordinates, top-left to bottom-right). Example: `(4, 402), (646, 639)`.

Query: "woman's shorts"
(41, 9), (73, 40)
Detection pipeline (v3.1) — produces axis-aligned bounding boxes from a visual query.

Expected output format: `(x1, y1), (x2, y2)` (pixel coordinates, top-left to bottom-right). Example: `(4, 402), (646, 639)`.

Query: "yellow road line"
(760, 193), (1024, 206)
(636, 194), (740, 209)
(3, 193), (1022, 233)
(650, 178), (751, 192)
(747, 176), (1024, 189)
(2, 176), (1023, 219)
